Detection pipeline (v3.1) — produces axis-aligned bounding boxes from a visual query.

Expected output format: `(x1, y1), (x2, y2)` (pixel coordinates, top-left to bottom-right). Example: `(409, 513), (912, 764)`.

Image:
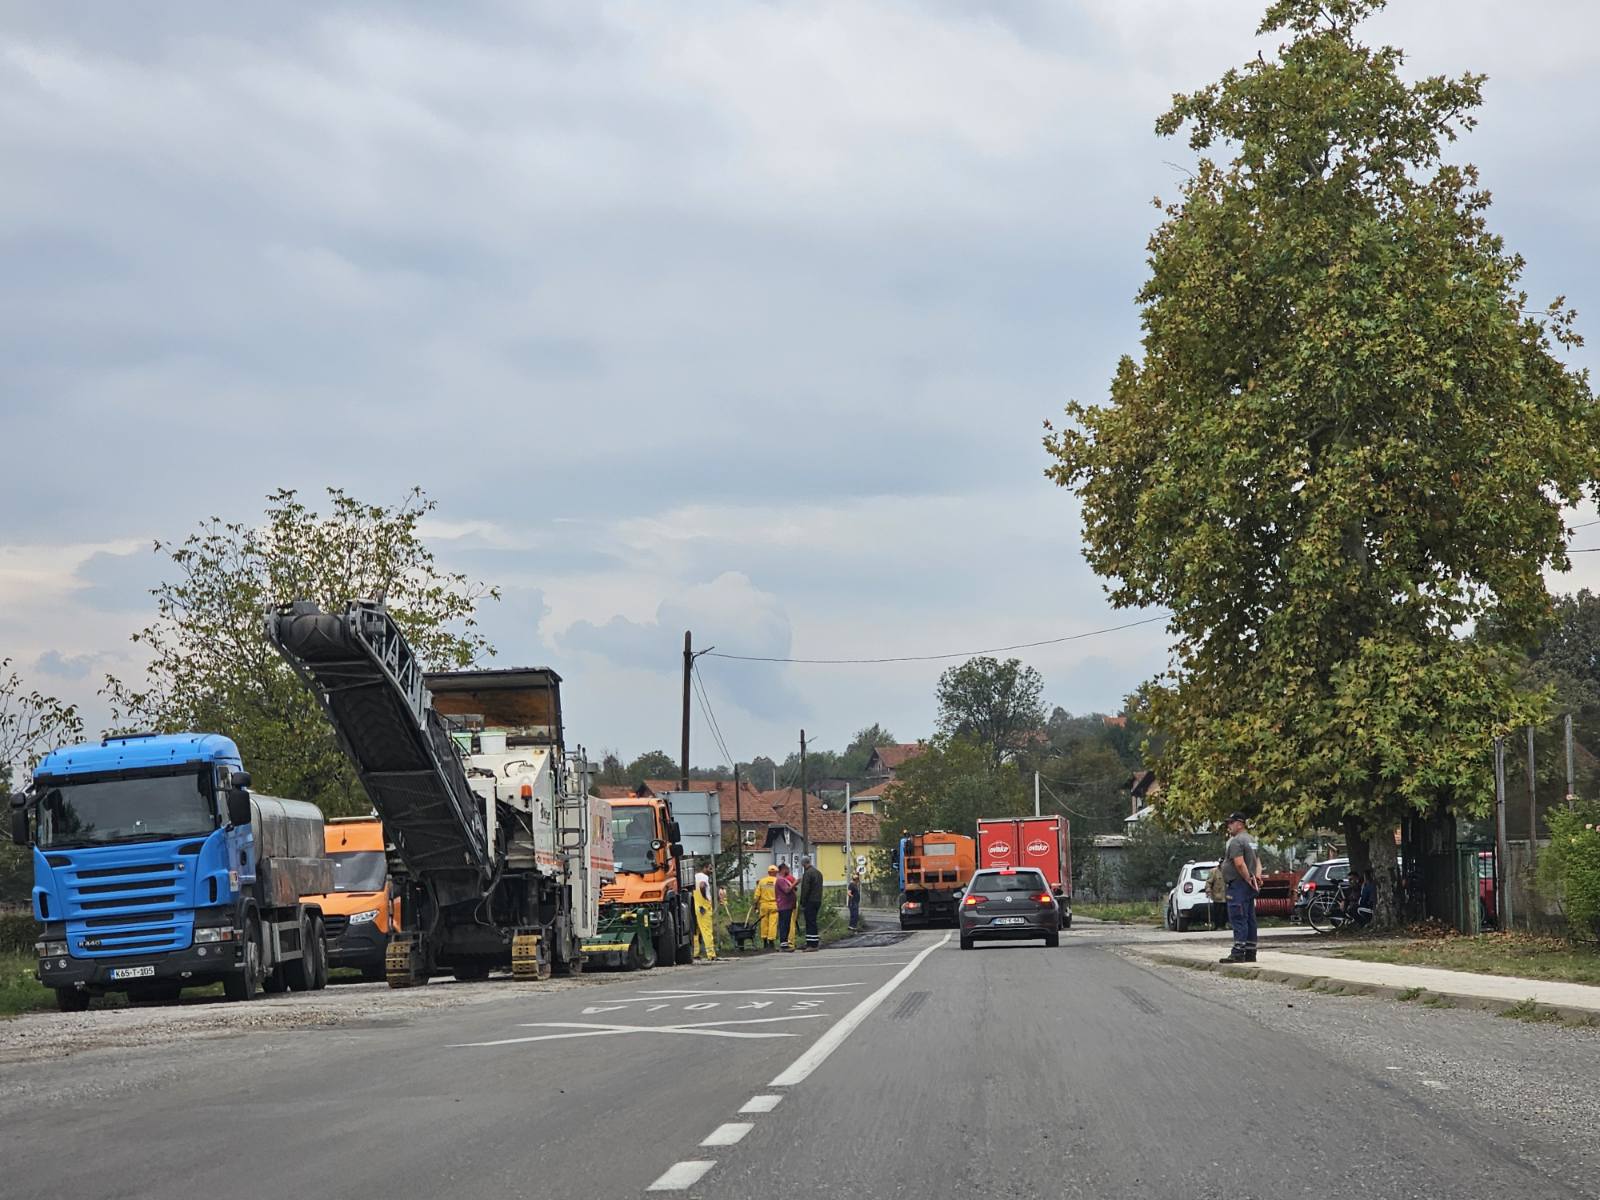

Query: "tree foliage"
(1044, 0), (1598, 883)
(877, 734), (1030, 847)
(103, 487), (498, 816)
(935, 657), (1046, 767)
(625, 750), (679, 783)
(1, 659), (84, 791)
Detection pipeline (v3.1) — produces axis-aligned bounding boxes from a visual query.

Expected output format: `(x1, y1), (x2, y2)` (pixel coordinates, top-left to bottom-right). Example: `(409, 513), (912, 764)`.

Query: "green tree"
(1, 659), (84, 791)
(625, 750), (679, 783)
(103, 487), (497, 816)
(935, 657), (1046, 767)
(1044, 0), (1598, 924)
(1118, 820), (1217, 898)
(877, 734), (1029, 847)
(1, 661), (85, 904)
(839, 723), (898, 780)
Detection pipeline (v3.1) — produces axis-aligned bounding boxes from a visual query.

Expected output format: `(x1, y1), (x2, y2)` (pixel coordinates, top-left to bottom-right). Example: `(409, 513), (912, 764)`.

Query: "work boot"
(1219, 946), (1245, 964)
(1243, 945), (1257, 963)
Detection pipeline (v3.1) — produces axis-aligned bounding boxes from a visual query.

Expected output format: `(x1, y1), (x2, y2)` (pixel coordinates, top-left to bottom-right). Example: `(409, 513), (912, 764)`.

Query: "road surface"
(4, 922), (1599, 1199)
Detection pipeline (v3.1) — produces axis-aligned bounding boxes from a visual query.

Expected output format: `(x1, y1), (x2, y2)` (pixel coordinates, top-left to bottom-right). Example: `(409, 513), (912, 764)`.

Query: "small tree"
(1, 659), (84, 792)
(103, 487), (497, 816)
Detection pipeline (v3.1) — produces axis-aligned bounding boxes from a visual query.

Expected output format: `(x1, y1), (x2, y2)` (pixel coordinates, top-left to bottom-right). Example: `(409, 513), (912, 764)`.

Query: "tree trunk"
(1366, 827), (1401, 928)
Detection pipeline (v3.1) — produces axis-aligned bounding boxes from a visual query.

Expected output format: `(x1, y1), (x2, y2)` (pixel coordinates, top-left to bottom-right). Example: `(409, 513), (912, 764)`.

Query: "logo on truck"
(989, 840), (1011, 857)
(1027, 839), (1050, 855)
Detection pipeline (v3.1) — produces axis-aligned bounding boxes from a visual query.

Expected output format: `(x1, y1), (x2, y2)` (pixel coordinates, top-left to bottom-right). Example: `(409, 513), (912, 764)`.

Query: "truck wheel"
(309, 917), (329, 989)
(673, 910), (694, 965)
(55, 988), (91, 1012)
(224, 917), (263, 1002)
(285, 916), (316, 991)
(652, 913), (674, 966)
(630, 928), (658, 971)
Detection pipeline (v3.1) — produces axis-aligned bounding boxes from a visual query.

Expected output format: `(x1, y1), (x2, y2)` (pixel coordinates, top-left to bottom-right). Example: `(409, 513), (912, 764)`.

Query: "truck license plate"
(110, 965), (156, 980)
(994, 917), (1026, 926)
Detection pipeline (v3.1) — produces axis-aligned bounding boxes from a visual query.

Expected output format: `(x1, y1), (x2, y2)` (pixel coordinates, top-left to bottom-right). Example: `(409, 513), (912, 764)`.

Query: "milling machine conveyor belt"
(266, 601), (494, 904)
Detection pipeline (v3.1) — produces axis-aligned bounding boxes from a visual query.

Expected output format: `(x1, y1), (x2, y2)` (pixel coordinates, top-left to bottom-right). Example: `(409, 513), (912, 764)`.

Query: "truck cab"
(11, 732), (332, 1009)
(585, 797), (694, 970)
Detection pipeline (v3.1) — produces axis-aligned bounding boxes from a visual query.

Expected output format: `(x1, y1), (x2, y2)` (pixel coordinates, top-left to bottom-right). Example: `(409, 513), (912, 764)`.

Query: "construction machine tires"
(653, 911), (675, 967)
(386, 933), (429, 988)
(512, 929), (552, 982)
(224, 915), (264, 1002)
(630, 927), (658, 972)
(672, 906), (694, 966)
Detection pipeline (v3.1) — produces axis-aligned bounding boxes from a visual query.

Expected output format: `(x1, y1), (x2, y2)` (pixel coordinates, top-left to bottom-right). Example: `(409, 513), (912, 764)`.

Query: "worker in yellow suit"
(755, 865), (779, 949)
(693, 870), (717, 961)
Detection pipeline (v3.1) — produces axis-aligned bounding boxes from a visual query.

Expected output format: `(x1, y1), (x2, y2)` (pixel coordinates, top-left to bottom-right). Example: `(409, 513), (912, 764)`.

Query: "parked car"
(1291, 858), (1350, 924)
(958, 867), (1061, 950)
(1164, 860), (1224, 932)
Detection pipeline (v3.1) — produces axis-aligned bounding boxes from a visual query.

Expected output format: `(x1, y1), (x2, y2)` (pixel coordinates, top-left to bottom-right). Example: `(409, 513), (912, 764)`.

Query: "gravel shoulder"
(0, 972), (617, 1066)
(1125, 946), (1600, 1193)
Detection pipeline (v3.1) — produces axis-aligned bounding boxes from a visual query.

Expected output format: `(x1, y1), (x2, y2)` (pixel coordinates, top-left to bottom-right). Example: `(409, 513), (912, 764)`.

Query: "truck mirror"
(226, 791), (252, 827)
(8, 796), (28, 847)
(666, 820), (682, 843)
(231, 770), (252, 789)
(670, 843), (684, 860)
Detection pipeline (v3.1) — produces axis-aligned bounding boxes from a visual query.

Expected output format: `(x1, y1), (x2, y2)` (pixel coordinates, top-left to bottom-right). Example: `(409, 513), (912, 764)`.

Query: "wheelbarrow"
(727, 920), (761, 952)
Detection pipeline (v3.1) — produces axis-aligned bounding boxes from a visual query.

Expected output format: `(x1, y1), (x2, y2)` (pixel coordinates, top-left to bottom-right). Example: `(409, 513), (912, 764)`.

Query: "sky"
(3, 0), (1599, 769)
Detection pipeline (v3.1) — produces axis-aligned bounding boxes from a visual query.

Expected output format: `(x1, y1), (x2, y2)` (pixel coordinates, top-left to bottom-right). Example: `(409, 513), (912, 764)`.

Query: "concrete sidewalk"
(1131, 941), (1600, 1021)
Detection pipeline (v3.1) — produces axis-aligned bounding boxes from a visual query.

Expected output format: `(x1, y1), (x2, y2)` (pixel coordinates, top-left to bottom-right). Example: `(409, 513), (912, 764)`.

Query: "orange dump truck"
(896, 830), (977, 929)
(303, 816), (398, 982)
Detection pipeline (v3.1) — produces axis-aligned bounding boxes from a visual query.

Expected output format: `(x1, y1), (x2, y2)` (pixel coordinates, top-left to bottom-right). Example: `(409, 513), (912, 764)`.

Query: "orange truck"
(303, 816), (398, 981)
(896, 830), (978, 929)
(583, 795), (694, 970)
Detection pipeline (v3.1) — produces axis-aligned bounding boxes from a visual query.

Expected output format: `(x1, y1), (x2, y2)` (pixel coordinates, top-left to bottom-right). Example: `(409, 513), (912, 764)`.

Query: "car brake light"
(1036, 893), (1054, 905)
(1305, 881), (1316, 891)
(963, 895), (987, 907)
(1182, 882), (1194, 893)
(999, 869), (1016, 875)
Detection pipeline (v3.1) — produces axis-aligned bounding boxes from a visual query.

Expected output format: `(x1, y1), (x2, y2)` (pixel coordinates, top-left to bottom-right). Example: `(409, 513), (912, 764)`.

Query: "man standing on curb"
(1219, 811), (1261, 963)
(798, 855), (824, 952)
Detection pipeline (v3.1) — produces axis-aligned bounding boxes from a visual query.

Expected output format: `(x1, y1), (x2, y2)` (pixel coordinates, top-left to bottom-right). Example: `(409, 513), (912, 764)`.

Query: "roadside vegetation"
(1074, 901), (1162, 925)
(0, 950), (54, 1017)
(1338, 933), (1600, 988)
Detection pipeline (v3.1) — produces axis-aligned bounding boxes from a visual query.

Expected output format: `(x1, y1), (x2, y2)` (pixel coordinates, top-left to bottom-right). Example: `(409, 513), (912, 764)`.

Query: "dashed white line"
(647, 1161), (716, 1191)
(770, 932), (950, 1087)
(700, 1123), (753, 1147)
(740, 1094), (783, 1114)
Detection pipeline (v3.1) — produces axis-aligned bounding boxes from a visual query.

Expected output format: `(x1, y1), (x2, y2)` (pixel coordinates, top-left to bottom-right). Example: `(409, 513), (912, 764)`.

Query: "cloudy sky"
(3, 1), (1597, 767)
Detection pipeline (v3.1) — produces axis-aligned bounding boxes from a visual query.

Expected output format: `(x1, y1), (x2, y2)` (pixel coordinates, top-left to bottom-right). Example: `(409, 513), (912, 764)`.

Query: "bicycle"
(1305, 880), (1372, 935)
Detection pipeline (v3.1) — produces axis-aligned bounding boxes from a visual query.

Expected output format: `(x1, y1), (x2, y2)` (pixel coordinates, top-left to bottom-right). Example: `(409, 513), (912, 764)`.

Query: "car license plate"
(110, 965), (156, 981)
(994, 917), (1027, 926)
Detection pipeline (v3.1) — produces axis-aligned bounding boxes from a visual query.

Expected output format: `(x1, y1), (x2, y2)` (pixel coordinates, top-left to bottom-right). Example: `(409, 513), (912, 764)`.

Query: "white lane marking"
(452, 1013), (827, 1047)
(772, 961), (913, 971)
(684, 1001), (720, 1011)
(581, 1004), (627, 1014)
(612, 985), (861, 1000)
(740, 1094), (783, 1114)
(738, 1001), (773, 1010)
(770, 933), (951, 1087)
(700, 1122), (753, 1147)
(647, 1161), (716, 1191)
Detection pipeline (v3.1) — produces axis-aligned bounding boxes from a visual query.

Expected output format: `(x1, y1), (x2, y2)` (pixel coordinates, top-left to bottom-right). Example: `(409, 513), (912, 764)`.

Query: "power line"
(704, 615), (1169, 665)
(690, 666), (736, 770)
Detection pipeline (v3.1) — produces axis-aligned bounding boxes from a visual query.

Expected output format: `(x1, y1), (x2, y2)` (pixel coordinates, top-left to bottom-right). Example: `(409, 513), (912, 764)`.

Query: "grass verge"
(1338, 932), (1600, 987)
(1074, 901), (1162, 925)
(0, 950), (54, 1017)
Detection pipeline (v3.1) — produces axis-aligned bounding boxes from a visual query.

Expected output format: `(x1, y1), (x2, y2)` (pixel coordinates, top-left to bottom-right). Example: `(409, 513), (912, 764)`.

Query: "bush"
(0, 911), (39, 954)
(1537, 804), (1600, 942)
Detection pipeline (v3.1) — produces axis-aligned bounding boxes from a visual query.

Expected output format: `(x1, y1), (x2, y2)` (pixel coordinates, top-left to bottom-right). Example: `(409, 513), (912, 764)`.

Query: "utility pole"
(734, 766), (745, 895)
(1526, 725), (1538, 868)
(800, 729), (809, 859)
(1566, 713), (1577, 804)
(1034, 771), (1041, 818)
(1494, 736), (1512, 930)
(844, 782), (852, 874)
(680, 630), (692, 791)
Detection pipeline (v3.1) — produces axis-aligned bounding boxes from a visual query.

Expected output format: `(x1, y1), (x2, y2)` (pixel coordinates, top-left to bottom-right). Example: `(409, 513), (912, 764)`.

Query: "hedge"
(0, 910), (39, 954)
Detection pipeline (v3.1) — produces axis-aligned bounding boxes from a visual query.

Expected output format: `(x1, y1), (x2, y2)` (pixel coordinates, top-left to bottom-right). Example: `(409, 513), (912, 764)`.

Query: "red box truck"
(977, 816), (1072, 927)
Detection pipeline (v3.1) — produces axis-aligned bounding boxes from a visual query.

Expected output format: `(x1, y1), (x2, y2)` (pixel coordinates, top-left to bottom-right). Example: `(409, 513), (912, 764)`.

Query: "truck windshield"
(37, 770), (214, 849)
(611, 806), (659, 875)
(331, 850), (387, 893)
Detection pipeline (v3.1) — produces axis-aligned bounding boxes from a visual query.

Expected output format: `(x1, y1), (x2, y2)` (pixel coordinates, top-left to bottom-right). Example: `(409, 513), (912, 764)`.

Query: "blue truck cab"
(9, 732), (334, 1010)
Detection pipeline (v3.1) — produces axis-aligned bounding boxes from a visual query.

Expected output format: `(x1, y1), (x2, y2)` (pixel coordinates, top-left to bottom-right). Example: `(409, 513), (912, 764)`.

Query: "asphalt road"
(4, 923), (1599, 1199)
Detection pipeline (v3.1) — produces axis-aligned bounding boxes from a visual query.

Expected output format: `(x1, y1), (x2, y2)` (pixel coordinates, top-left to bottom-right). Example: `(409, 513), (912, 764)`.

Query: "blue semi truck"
(8, 732), (335, 1010)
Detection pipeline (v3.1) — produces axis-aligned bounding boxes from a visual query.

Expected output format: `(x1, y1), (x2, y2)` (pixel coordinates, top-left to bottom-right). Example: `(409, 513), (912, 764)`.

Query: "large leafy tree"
(877, 734), (1030, 848)
(1045, 0), (1598, 920)
(935, 657), (1046, 767)
(104, 487), (498, 816)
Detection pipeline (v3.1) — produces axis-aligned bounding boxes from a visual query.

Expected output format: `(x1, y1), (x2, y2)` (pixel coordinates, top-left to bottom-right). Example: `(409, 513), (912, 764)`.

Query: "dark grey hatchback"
(958, 867), (1061, 950)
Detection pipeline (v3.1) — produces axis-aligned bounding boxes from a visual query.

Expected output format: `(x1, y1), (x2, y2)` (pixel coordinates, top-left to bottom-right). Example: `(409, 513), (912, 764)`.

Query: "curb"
(1132, 949), (1600, 1026)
